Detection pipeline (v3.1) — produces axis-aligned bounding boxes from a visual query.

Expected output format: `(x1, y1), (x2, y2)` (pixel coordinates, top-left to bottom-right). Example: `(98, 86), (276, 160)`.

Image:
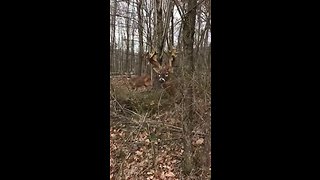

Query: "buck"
(147, 48), (178, 96)
(128, 74), (152, 90)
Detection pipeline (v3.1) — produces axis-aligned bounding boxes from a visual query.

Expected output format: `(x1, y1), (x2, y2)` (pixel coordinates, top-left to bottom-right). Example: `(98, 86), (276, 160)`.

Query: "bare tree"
(151, 0), (164, 89)
(137, 0), (144, 76)
(181, 0), (198, 176)
(130, 1), (135, 75)
(110, 0), (118, 73)
(125, 0), (131, 75)
(110, 0), (212, 178)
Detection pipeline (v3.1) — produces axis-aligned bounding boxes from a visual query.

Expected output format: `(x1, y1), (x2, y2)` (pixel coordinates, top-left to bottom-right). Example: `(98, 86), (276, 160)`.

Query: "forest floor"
(110, 75), (211, 180)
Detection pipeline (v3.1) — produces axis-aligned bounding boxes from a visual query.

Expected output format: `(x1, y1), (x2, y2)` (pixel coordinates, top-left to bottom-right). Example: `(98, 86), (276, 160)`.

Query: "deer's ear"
(153, 67), (160, 74)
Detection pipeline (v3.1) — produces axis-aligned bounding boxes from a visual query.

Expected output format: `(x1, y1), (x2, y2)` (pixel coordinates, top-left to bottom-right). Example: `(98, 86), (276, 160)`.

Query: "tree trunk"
(131, 27), (135, 75)
(137, 0), (144, 76)
(156, 0), (163, 64)
(110, 0), (117, 73)
(125, 1), (131, 75)
(181, 0), (197, 176)
(171, 5), (174, 47)
(121, 33), (125, 74)
(131, 1), (136, 75)
(152, 0), (163, 89)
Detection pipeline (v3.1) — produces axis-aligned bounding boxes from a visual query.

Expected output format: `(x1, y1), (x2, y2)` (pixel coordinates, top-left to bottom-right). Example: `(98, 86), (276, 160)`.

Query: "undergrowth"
(110, 75), (211, 180)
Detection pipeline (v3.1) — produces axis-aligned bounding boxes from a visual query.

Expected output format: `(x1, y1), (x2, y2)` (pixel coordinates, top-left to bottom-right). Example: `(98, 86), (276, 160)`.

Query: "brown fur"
(129, 74), (152, 90)
(161, 79), (176, 96)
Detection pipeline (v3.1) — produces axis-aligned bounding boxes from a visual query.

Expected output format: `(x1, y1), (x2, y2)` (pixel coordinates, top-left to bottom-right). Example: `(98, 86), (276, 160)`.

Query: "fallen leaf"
(135, 150), (143, 156)
(160, 172), (166, 179)
(195, 138), (205, 145)
(165, 172), (175, 177)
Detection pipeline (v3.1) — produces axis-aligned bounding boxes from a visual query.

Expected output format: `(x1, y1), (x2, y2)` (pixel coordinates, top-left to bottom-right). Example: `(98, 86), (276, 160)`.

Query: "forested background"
(110, 0), (212, 179)
(110, 0), (211, 76)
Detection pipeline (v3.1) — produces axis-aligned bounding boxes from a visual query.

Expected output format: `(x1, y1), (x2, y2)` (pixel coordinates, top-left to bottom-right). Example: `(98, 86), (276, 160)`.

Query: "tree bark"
(171, 4), (174, 47)
(125, 0), (131, 75)
(137, 0), (144, 76)
(130, 1), (135, 75)
(181, 0), (197, 176)
(110, 0), (118, 73)
(152, 0), (163, 89)
(156, 0), (163, 64)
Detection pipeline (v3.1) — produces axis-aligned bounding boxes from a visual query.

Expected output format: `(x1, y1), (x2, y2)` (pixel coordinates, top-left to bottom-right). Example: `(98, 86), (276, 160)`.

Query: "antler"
(168, 48), (178, 57)
(147, 49), (161, 73)
(167, 48), (178, 73)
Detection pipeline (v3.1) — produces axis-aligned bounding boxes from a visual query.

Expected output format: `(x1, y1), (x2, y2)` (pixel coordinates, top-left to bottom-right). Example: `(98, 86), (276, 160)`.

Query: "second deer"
(128, 74), (152, 90)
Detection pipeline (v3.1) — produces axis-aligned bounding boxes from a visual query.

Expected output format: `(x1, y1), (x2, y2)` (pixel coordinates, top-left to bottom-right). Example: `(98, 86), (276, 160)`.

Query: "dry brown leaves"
(110, 125), (185, 180)
(110, 76), (211, 179)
